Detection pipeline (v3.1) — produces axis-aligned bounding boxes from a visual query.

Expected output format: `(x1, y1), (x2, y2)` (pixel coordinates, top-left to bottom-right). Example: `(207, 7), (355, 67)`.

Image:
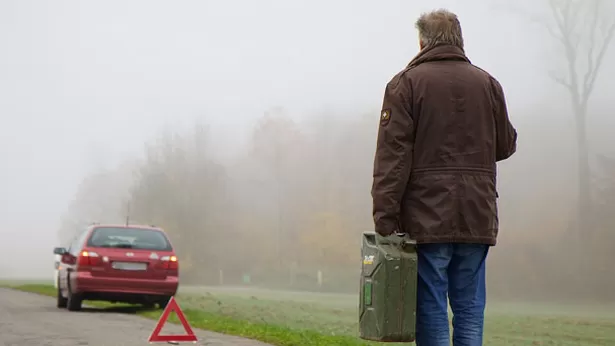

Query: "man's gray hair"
(415, 9), (464, 50)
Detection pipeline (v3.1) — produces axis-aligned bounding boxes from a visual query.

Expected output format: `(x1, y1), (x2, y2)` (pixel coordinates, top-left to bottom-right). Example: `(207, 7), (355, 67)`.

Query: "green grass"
(0, 278), (48, 285)
(6, 283), (615, 346)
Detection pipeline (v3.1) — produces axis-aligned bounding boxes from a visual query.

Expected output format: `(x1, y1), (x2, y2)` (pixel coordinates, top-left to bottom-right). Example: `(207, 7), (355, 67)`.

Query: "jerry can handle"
(397, 232), (417, 245)
(375, 232), (416, 247)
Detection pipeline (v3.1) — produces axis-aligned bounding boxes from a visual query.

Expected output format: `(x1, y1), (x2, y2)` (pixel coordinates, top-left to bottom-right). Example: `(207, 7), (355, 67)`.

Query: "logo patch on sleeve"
(380, 109), (391, 126)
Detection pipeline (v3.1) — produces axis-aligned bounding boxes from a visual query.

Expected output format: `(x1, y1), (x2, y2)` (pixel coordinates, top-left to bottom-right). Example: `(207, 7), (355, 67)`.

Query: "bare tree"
(535, 0), (614, 229)
(595, 155), (615, 227)
(250, 108), (303, 267)
(128, 124), (230, 283)
(57, 161), (136, 243)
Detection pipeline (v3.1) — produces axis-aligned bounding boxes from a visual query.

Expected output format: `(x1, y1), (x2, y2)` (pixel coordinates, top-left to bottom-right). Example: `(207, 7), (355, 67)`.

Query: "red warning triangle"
(148, 296), (198, 343)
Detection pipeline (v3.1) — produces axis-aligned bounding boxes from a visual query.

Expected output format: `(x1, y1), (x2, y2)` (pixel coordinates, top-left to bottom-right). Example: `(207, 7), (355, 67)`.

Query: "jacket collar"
(407, 44), (470, 69)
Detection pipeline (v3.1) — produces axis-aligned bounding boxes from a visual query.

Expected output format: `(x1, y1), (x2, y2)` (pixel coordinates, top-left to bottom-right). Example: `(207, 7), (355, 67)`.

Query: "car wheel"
(66, 281), (83, 311)
(56, 279), (67, 309)
(158, 296), (172, 309)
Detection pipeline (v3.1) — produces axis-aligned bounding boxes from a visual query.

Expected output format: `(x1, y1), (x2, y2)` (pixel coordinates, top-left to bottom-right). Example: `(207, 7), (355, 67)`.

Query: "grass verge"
(6, 283), (615, 346)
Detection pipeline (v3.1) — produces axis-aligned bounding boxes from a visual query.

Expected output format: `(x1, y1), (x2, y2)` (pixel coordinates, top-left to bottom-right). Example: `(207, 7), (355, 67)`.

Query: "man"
(371, 9), (517, 346)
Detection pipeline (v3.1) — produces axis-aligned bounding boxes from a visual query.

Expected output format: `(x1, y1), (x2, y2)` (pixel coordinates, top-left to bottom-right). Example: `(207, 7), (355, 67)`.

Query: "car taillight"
(77, 250), (101, 266)
(161, 255), (178, 270)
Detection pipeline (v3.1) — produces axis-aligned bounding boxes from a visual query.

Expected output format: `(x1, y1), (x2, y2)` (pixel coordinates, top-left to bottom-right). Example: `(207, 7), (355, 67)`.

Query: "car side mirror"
(53, 247), (67, 255)
(61, 253), (76, 265)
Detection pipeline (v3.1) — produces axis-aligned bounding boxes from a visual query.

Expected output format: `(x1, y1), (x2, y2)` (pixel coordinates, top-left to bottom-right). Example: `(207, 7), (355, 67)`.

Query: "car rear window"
(87, 227), (172, 251)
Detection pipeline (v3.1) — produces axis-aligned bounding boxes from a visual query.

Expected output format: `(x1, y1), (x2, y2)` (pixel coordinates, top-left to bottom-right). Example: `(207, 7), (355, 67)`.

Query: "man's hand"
(376, 232), (413, 247)
(375, 229), (395, 237)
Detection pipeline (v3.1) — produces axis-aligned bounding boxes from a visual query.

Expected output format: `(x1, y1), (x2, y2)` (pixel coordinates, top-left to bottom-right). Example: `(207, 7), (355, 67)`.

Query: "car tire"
(56, 279), (68, 309)
(66, 281), (83, 312)
(158, 296), (172, 309)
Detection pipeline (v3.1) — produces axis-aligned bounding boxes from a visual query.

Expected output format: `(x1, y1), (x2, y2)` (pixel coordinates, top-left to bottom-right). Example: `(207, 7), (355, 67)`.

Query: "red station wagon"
(53, 224), (179, 311)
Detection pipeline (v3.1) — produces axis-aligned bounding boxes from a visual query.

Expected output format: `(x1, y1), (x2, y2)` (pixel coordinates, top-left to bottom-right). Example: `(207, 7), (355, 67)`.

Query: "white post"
(290, 262), (297, 286)
(317, 270), (323, 287)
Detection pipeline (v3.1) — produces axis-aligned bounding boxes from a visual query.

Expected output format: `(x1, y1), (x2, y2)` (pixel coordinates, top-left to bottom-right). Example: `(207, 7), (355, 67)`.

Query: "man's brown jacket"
(372, 44), (517, 245)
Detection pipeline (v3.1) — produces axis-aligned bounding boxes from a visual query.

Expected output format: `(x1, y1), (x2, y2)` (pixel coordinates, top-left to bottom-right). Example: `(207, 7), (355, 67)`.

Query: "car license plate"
(112, 262), (147, 271)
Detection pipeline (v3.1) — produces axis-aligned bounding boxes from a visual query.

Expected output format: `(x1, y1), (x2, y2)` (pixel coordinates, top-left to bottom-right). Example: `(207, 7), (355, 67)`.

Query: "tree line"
(56, 104), (615, 299)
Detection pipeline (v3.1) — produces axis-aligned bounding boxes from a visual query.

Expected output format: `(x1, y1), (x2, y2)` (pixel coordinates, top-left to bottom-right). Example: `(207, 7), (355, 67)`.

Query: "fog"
(1, 0), (614, 302)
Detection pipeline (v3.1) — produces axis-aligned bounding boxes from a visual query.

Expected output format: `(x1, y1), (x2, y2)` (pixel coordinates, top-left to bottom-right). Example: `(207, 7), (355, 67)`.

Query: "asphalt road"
(0, 288), (271, 346)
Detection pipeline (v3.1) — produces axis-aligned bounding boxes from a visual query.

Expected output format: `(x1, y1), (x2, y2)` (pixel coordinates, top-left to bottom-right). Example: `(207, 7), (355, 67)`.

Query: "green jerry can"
(359, 232), (417, 342)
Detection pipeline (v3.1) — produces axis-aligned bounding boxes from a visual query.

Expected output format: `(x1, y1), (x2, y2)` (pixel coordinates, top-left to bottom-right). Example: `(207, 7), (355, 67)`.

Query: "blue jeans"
(415, 243), (489, 346)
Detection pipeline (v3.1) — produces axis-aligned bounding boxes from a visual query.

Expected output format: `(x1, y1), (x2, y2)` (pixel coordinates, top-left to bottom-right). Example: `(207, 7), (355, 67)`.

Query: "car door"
(60, 230), (88, 293)
(67, 229), (90, 290)
(54, 253), (64, 288)
(58, 236), (75, 293)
